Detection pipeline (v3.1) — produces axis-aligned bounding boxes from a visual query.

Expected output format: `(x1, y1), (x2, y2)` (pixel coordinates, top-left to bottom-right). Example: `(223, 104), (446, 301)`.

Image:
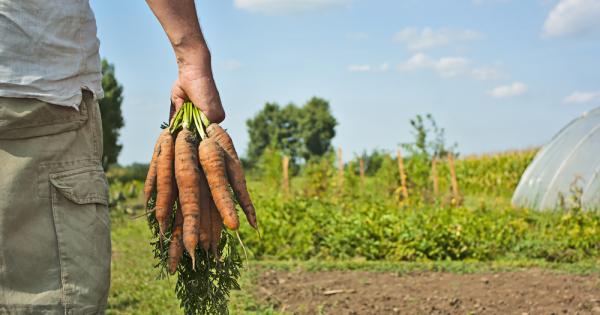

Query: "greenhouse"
(513, 107), (600, 210)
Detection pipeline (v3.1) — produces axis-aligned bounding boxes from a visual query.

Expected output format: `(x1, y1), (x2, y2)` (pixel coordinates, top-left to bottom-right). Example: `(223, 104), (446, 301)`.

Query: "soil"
(257, 269), (600, 315)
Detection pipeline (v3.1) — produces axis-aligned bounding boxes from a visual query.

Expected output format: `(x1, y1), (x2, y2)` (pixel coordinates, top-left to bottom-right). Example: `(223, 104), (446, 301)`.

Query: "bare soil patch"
(257, 269), (600, 314)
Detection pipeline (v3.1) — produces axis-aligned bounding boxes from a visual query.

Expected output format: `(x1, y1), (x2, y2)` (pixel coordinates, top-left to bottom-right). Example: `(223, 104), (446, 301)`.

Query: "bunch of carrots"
(144, 102), (257, 274)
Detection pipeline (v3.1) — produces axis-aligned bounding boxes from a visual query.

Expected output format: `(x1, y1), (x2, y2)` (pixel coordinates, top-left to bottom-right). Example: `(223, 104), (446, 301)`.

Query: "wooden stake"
(431, 156), (439, 196)
(448, 153), (460, 203)
(359, 158), (365, 187)
(282, 155), (290, 196)
(396, 148), (409, 200)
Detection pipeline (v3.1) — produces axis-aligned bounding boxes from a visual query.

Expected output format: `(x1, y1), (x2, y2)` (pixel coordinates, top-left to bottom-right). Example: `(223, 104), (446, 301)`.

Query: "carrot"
(209, 197), (223, 257)
(174, 128), (202, 268)
(198, 167), (211, 253)
(144, 129), (169, 206)
(167, 202), (184, 275)
(199, 138), (240, 230)
(207, 124), (258, 229)
(155, 131), (175, 236)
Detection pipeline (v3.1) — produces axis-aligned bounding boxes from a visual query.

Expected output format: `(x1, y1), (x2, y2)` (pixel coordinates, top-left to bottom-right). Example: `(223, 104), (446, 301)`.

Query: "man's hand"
(171, 66), (225, 123)
(146, 0), (225, 123)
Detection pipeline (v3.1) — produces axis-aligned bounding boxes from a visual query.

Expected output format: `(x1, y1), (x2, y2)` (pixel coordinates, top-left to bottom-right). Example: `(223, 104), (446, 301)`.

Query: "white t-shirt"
(0, 0), (103, 108)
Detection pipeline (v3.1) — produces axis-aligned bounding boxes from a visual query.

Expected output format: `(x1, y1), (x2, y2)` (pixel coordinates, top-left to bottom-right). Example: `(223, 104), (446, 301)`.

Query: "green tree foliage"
(298, 97), (338, 160)
(246, 97), (337, 165)
(99, 59), (125, 170)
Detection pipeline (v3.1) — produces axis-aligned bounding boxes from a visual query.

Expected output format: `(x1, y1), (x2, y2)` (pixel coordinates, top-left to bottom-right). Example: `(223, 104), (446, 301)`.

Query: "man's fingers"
(171, 97), (185, 111)
(171, 76), (226, 123)
(186, 82), (225, 123)
(171, 80), (187, 111)
(194, 100), (225, 123)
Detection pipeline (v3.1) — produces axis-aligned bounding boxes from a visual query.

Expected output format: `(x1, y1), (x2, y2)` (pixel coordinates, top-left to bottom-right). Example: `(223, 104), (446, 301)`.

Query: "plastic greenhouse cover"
(512, 107), (600, 210)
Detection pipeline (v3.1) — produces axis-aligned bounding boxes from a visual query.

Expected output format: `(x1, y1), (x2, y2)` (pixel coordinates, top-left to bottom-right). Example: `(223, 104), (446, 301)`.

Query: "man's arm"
(146, 0), (225, 123)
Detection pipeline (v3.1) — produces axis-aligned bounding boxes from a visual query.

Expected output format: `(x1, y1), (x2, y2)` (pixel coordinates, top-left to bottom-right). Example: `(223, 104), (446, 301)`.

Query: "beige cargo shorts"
(0, 91), (111, 314)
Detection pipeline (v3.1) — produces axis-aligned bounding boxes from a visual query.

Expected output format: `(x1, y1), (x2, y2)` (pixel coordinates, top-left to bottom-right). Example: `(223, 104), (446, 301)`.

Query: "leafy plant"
(147, 198), (242, 315)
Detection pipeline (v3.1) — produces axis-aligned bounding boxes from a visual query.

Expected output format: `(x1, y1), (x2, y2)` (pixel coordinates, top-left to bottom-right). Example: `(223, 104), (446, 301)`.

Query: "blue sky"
(89, 0), (600, 164)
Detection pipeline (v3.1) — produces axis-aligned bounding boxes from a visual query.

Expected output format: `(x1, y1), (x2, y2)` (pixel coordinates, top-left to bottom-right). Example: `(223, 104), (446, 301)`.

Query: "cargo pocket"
(0, 97), (88, 140)
(49, 165), (111, 312)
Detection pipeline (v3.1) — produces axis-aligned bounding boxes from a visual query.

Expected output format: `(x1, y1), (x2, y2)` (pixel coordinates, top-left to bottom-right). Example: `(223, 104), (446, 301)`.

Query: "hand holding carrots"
(144, 102), (257, 273)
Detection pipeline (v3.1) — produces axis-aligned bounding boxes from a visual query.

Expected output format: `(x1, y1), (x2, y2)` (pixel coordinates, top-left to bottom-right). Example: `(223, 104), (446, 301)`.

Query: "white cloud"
(543, 0), (600, 37)
(222, 59), (242, 71)
(564, 90), (600, 103)
(471, 66), (507, 80)
(488, 82), (528, 98)
(398, 53), (470, 77)
(436, 57), (470, 77)
(393, 27), (483, 50)
(379, 62), (390, 72)
(398, 53), (431, 70)
(234, 0), (351, 13)
(348, 64), (371, 72)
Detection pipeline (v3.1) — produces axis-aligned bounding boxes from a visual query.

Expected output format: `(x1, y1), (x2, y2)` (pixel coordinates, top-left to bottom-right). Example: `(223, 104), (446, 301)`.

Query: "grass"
(107, 215), (284, 315)
(107, 217), (179, 314)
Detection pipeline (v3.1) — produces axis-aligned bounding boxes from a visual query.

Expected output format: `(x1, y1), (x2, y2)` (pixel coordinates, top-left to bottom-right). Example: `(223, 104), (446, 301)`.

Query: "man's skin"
(146, 0), (225, 123)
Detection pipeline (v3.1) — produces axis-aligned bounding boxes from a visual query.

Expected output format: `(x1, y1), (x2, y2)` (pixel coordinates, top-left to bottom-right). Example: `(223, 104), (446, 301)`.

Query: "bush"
(239, 190), (600, 263)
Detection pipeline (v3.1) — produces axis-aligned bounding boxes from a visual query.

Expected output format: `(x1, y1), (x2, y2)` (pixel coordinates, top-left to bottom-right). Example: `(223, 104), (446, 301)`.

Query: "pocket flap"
(49, 166), (109, 206)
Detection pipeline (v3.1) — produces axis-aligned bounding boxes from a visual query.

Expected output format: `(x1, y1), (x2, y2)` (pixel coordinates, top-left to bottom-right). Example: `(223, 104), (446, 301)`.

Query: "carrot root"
(207, 124), (258, 229)
(199, 138), (240, 230)
(175, 128), (203, 269)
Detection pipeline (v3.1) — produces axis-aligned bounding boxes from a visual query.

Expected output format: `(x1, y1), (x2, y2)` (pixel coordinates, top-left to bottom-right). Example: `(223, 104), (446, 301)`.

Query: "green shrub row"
(239, 194), (600, 263)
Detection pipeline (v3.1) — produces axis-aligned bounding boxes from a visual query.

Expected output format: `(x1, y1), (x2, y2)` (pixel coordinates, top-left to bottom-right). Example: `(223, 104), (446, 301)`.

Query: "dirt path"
(257, 269), (600, 314)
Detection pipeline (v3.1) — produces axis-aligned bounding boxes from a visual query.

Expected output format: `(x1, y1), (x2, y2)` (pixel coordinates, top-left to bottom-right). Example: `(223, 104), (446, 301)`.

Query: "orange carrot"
(198, 167), (211, 253)
(155, 131), (175, 236)
(144, 129), (169, 206)
(199, 138), (240, 230)
(207, 124), (258, 229)
(209, 197), (223, 257)
(174, 128), (202, 268)
(167, 202), (184, 275)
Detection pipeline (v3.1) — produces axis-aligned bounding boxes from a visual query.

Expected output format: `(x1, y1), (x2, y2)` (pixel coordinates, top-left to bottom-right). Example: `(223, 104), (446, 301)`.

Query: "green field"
(106, 149), (600, 314)
(107, 215), (600, 314)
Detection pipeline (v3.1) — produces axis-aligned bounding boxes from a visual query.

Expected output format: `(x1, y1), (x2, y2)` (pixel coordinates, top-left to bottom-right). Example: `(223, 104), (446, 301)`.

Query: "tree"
(245, 97), (337, 165)
(246, 102), (302, 165)
(298, 97), (337, 160)
(99, 59), (125, 170)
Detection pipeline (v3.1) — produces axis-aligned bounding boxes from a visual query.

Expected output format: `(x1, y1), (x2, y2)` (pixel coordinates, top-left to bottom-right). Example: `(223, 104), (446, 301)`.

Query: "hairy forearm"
(146, 0), (211, 73)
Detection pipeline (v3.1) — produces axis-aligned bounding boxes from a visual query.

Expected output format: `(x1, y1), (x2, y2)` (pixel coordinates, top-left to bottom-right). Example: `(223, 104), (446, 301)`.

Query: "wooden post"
(431, 156), (439, 196)
(396, 148), (409, 200)
(359, 158), (365, 187)
(337, 147), (344, 188)
(282, 155), (290, 196)
(447, 153), (460, 203)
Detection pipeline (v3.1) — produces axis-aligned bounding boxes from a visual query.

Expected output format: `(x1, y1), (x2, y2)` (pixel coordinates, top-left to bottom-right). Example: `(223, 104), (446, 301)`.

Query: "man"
(0, 1), (223, 313)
